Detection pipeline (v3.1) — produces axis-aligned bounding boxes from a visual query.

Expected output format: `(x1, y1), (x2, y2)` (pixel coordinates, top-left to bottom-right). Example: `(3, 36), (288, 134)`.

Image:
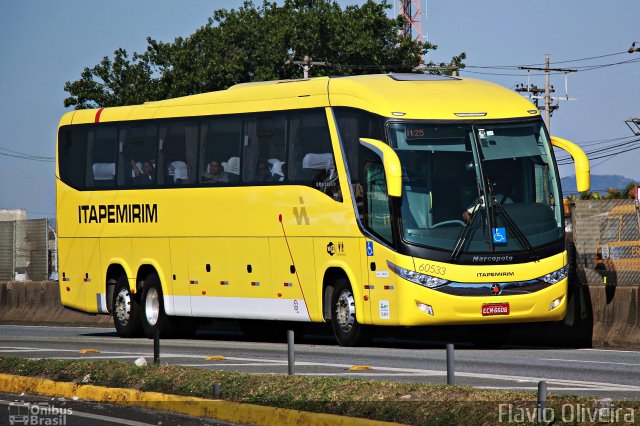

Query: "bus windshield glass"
(388, 120), (562, 253)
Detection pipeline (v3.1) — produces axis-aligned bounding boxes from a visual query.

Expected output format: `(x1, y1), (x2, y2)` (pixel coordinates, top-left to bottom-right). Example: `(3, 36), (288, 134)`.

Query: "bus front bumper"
(395, 278), (568, 326)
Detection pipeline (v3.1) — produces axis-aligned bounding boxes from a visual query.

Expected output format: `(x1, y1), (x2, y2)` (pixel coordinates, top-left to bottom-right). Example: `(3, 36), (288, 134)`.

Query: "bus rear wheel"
(140, 273), (174, 339)
(330, 279), (370, 346)
(112, 275), (142, 338)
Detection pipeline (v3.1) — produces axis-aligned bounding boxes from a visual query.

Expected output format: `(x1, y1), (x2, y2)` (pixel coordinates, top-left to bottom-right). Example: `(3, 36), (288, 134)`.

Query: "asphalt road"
(1, 324), (639, 401)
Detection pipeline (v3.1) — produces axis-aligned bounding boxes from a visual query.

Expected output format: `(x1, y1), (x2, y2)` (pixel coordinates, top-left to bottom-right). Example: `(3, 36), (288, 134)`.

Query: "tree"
(604, 182), (639, 199)
(64, 0), (464, 109)
(575, 181), (638, 200)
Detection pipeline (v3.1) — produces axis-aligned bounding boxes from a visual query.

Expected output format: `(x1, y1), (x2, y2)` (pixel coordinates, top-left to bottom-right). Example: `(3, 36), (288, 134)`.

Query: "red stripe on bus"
(95, 108), (104, 123)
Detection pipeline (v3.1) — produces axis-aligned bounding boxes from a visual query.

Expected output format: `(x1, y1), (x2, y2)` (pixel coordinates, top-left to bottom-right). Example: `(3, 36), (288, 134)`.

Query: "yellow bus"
(595, 204), (640, 284)
(56, 74), (589, 346)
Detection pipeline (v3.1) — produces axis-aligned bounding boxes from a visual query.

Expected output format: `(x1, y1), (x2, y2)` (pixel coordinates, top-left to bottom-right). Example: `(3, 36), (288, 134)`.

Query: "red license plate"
(482, 303), (510, 316)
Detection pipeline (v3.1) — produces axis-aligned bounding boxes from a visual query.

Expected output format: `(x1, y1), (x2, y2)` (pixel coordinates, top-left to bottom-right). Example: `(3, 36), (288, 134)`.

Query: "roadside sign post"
(446, 343), (455, 385)
(537, 380), (547, 425)
(153, 328), (160, 365)
(287, 329), (295, 375)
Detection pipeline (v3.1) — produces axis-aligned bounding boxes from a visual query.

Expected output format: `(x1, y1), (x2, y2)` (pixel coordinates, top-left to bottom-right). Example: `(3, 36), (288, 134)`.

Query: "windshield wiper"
(449, 198), (482, 262)
(491, 197), (539, 261)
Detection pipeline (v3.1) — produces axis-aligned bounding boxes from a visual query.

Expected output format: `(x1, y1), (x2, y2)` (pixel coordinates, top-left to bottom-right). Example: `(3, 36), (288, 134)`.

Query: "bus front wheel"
(330, 279), (370, 346)
(140, 273), (173, 339)
(112, 275), (142, 338)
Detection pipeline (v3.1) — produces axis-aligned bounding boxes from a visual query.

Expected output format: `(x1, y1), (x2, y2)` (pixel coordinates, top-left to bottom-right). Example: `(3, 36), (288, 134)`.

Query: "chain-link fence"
(0, 219), (55, 281)
(572, 199), (640, 286)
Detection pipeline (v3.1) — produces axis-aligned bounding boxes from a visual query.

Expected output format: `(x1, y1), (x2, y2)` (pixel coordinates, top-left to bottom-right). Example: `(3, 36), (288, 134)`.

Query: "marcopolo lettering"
(472, 255), (514, 263)
(78, 204), (158, 224)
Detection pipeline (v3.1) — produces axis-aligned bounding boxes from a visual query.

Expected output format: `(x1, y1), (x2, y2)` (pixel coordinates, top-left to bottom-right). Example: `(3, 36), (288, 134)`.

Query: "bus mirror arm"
(359, 138), (402, 197)
(550, 136), (590, 193)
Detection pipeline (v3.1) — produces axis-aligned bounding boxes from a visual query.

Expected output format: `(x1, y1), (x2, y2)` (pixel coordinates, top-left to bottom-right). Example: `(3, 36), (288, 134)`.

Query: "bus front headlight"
(387, 261), (448, 288)
(539, 265), (568, 284)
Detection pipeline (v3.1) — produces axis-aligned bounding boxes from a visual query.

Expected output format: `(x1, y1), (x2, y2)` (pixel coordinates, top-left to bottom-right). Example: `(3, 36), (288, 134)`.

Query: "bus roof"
(61, 74), (540, 125)
(608, 204), (638, 215)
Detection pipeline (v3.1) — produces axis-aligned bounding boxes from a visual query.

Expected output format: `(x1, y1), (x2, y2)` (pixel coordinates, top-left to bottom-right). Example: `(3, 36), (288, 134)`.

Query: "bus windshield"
(388, 120), (563, 254)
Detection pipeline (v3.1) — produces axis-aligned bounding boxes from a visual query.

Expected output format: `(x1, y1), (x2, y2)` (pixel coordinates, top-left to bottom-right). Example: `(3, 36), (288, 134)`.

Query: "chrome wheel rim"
(115, 287), (131, 326)
(145, 287), (160, 326)
(335, 289), (355, 333)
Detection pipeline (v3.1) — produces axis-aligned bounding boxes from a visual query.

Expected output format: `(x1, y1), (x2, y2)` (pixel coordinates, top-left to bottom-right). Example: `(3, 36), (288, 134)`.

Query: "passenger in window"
(202, 160), (229, 183)
(270, 159), (286, 182)
(169, 160), (189, 184)
(255, 160), (273, 182)
(130, 159), (155, 186)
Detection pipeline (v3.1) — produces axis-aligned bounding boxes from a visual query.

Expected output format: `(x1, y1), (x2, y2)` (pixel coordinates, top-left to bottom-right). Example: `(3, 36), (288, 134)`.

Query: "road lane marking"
(578, 348), (640, 354)
(476, 386), (640, 392)
(183, 363), (289, 367)
(542, 358), (640, 366)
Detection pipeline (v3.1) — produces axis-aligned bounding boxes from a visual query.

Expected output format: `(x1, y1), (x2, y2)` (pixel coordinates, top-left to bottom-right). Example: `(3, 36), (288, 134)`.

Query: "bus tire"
(140, 273), (174, 339)
(112, 275), (143, 338)
(330, 279), (370, 346)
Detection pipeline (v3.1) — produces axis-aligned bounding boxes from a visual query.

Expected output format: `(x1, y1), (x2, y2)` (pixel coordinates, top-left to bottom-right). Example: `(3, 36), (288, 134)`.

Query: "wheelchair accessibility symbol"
(366, 241), (374, 256)
(492, 227), (507, 244)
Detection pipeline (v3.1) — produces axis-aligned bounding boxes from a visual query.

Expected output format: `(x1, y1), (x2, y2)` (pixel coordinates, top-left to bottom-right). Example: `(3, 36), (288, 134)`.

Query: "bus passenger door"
(363, 161), (399, 325)
(365, 239), (398, 325)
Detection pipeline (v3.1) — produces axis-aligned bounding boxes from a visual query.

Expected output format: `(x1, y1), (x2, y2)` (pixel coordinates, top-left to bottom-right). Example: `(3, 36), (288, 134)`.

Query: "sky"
(0, 1), (639, 218)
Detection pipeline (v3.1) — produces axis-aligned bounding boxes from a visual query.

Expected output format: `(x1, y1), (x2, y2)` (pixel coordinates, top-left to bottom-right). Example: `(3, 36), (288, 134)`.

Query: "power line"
(557, 142), (640, 165)
(521, 50), (629, 66)
(0, 146), (54, 162)
(556, 137), (640, 162)
(573, 135), (637, 148)
(460, 52), (640, 76)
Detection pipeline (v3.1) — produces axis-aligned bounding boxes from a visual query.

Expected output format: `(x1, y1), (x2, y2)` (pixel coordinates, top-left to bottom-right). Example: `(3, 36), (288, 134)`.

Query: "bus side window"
(288, 110), (340, 200)
(159, 121), (198, 186)
(601, 217), (620, 243)
(200, 117), (242, 184)
(118, 123), (157, 187)
(622, 214), (640, 242)
(88, 126), (118, 188)
(58, 126), (88, 190)
(334, 107), (386, 184)
(364, 162), (393, 244)
(243, 114), (286, 183)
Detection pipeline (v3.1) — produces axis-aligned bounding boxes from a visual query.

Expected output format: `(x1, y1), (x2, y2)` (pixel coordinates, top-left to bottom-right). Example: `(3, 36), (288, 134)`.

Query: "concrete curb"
(0, 373), (399, 426)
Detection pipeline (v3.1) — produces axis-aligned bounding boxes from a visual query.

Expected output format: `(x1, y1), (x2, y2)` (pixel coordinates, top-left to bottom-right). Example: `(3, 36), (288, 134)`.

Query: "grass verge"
(0, 356), (637, 425)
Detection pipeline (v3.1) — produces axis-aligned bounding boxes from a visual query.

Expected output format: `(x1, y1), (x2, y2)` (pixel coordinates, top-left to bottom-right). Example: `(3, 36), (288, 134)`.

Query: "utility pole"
(517, 55), (576, 133)
(290, 56), (328, 79)
(625, 117), (640, 136)
(624, 43), (640, 134)
(544, 55), (551, 130)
